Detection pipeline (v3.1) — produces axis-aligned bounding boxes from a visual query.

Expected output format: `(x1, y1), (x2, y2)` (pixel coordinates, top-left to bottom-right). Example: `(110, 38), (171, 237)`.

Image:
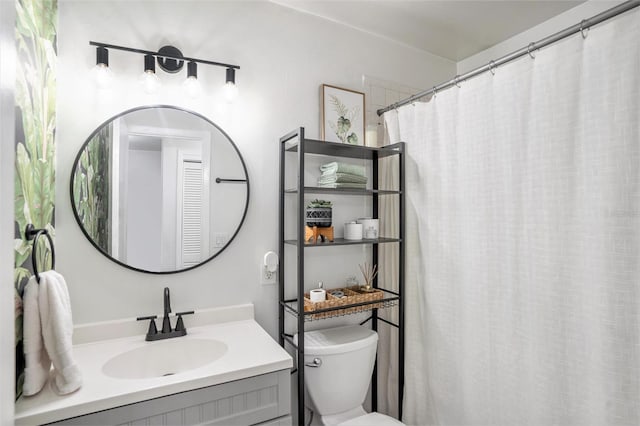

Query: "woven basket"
(303, 286), (384, 319)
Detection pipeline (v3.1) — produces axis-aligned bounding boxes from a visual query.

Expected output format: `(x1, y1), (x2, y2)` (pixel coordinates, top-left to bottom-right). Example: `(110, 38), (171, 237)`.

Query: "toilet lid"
(339, 412), (404, 425)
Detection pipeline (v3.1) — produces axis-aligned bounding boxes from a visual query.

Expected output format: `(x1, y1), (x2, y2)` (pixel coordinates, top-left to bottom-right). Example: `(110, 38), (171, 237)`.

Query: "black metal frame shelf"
(284, 237), (401, 247)
(282, 132), (403, 160)
(279, 127), (405, 425)
(281, 296), (400, 322)
(285, 187), (401, 196)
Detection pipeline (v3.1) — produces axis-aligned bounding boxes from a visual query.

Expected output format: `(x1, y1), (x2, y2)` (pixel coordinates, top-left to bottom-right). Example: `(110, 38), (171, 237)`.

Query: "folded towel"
(38, 271), (82, 395)
(318, 182), (367, 189)
(318, 172), (368, 185)
(320, 162), (366, 177)
(23, 276), (52, 396)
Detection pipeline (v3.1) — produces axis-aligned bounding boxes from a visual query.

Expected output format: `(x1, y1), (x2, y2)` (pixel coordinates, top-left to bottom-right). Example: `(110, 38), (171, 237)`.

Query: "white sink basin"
(102, 338), (228, 379)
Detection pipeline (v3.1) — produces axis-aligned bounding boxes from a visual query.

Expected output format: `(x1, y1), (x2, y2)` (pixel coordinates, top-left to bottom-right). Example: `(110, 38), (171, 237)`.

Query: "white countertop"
(15, 305), (292, 425)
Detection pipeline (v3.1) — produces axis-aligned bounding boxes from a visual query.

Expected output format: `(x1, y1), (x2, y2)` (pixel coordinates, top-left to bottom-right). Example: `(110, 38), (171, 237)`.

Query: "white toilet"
(295, 325), (404, 425)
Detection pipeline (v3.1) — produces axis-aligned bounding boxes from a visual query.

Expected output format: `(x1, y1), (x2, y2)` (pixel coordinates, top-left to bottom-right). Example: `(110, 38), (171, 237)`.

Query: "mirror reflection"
(71, 106), (249, 273)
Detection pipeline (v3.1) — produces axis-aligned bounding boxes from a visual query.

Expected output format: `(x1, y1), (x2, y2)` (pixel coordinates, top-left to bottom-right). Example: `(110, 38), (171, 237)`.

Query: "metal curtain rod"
(377, 0), (640, 116)
(89, 41), (241, 70)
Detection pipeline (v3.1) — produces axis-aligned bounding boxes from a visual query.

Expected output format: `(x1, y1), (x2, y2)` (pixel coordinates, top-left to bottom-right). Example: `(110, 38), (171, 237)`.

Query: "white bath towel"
(38, 270), (82, 395)
(22, 276), (51, 396)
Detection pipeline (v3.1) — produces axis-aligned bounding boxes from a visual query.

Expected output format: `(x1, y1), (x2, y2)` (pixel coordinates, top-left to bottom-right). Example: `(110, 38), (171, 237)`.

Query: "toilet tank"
(294, 325), (378, 416)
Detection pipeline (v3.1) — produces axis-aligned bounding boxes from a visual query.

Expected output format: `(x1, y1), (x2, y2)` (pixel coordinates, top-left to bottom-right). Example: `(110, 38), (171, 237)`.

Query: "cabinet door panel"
(48, 370), (290, 426)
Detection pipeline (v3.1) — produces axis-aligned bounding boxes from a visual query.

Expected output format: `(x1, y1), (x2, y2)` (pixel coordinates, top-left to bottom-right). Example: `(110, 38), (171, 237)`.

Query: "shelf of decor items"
(278, 127), (405, 424)
(282, 291), (400, 321)
(284, 237), (402, 247)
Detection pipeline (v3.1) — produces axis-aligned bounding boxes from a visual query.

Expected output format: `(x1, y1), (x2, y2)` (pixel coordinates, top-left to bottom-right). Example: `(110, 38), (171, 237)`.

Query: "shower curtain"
(385, 8), (639, 426)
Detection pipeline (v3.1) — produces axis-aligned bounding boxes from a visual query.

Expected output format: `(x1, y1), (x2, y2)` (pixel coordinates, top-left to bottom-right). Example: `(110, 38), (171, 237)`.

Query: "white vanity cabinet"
(49, 370), (290, 426)
(15, 306), (293, 426)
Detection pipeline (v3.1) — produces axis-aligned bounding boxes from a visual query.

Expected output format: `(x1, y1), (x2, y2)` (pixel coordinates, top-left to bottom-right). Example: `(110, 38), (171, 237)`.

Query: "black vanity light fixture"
(141, 54), (161, 94)
(224, 68), (238, 102)
(93, 46), (113, 88)
(183, 61), (201, 98)
(90, 41), (240, 100)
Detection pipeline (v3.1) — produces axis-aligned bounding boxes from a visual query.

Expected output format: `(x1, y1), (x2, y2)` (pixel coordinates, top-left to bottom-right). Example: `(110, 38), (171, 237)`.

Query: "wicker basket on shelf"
(303, 286), (384, 319)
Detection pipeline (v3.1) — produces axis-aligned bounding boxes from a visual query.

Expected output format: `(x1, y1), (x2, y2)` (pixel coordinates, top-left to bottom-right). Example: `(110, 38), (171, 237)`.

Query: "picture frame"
(321, 84), (365, 145)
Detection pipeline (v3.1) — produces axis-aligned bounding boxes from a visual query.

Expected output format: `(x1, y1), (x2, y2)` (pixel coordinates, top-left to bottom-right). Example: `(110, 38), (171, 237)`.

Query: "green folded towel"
(320, 162), (366, 177)
(318, 182), (367, 189)
(318, 172), (368, 185)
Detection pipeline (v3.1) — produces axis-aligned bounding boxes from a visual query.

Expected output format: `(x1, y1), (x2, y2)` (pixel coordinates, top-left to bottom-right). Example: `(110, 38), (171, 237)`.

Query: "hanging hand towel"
(22, 276), (52, 396)
(38, 270), (82, 395)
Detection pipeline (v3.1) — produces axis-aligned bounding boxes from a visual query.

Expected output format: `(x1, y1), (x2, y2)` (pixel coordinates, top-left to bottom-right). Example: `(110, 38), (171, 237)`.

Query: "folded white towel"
(320, 162), (366, 177)
(318, 172), (368, 184)
(37, 271), (82, 395)
(22, 276), (51, 396)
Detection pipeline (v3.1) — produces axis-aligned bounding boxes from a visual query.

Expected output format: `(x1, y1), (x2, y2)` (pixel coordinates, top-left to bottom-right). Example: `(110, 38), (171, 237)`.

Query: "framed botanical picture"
(321, 84), (365, 145)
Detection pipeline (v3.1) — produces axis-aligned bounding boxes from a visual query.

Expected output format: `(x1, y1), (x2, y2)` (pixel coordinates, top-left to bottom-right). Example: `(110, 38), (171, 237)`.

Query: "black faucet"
(162, 287), (172, 333)
(136, 287), (194, 341)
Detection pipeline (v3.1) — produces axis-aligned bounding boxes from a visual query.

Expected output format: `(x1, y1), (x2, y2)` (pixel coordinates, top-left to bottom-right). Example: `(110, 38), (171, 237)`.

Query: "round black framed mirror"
(70, 105), (249, 274)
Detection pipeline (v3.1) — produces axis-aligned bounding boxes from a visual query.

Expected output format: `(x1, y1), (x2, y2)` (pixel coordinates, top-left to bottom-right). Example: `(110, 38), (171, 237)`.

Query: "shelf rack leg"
(297, 127), (306, 425)
(278, 128), (286, 348)
(372, 150), (379, 413)
(398, 143), (406, 420)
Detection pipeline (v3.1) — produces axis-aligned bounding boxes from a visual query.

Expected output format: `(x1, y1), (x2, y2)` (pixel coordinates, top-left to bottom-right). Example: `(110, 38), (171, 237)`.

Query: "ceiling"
(271, 0), (587, 61)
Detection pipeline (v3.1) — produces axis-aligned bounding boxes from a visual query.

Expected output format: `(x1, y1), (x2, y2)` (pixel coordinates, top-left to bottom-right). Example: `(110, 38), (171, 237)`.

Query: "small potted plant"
(306, 199), (332, 228)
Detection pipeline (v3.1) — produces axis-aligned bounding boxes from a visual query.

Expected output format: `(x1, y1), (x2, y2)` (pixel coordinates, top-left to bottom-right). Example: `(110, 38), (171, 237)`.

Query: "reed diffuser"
(359, 262), (378, 292)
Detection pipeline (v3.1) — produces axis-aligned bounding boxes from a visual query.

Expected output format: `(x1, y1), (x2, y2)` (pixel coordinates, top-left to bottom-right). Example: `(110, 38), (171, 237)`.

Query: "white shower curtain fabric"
(386, 8), (639, 426)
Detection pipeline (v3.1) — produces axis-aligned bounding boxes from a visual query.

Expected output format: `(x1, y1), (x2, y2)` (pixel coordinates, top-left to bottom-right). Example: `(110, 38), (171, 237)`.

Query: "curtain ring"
(432, 86), (437, 99)
(580, 19), (589, 39)
(489, 60), (497, 75)
(527, 42), (536, 59)
(454, 75), (461, 88)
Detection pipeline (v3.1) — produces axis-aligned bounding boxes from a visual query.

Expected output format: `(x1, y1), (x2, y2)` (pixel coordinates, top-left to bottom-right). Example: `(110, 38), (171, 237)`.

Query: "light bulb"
(92, 46), (113, 89)
(183, 76), (201, 98)
(223, 81), (238, 103)
(140, 70), (160, 94)
(92, 63), (113, 89)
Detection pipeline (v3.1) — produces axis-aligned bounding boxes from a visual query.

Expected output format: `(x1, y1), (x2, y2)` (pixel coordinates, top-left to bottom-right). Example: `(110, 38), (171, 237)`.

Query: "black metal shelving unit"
(278, 128), (405, 424)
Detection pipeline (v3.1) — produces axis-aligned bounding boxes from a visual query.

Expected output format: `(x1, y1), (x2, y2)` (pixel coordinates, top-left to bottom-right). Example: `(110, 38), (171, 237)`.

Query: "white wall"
(0, 1), (16, 422)
(457, 0), (625, 74)
(56, 0), (454, 338)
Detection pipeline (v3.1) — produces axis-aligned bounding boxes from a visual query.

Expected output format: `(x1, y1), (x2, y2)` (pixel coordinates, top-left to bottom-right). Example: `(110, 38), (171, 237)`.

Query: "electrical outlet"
(261, 267), (277, 285)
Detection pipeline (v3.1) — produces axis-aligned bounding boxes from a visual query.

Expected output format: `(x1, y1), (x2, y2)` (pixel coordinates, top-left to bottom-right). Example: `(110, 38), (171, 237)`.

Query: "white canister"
(309, 289), (326, 302)
(357, 218), (379, 239)
(344, 222), (363, 240)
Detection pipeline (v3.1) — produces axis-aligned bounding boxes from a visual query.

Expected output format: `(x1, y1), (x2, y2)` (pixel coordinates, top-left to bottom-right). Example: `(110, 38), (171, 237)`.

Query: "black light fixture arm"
(89, 41), (241, 70)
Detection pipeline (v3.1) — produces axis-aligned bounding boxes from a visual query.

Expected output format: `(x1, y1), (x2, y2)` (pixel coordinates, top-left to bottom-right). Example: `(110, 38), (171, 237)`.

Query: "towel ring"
(25, 224), (55, 284)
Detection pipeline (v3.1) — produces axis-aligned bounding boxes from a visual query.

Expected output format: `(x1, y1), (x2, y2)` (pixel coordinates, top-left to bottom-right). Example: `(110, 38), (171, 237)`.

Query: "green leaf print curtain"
(14, 0), (57, 399)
